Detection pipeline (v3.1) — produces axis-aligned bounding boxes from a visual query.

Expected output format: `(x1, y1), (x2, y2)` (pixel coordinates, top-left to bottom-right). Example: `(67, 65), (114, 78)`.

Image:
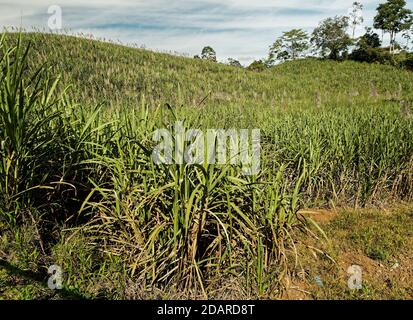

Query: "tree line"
(194, 0), (413, 71)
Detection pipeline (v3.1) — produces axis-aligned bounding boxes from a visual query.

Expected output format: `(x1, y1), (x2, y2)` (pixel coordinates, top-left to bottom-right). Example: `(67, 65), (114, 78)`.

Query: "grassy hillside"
(1, 33), (412, 299)
(14, 33), (413, 108)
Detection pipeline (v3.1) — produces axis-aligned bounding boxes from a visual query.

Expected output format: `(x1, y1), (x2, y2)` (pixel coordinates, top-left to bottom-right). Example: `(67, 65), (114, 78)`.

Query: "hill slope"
(11, 32), (413, 110)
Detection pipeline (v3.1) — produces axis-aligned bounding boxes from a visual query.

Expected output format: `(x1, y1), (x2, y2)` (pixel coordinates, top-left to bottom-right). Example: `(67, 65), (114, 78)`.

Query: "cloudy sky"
(1, 0), (412, 64)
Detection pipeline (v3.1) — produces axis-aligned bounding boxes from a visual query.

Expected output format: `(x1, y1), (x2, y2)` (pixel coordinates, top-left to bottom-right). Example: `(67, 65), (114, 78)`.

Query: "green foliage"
(359, 28), (382, 48)
(350, 27), (413, 67)
(311, 16), (354, 60)
(268, 29), (309, 64)
(247, 59), (267, 72)
(350, 47), (394, 64)
(0, 35), (62, 226)
(227, 58), (242, 68)
(374, 0), (413, 53)
(401, 52), (413, 70)
(201, 46), (217, 62)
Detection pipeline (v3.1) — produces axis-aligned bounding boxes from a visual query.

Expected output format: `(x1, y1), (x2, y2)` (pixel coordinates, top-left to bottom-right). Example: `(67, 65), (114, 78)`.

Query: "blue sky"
(1, 0), (412, 64)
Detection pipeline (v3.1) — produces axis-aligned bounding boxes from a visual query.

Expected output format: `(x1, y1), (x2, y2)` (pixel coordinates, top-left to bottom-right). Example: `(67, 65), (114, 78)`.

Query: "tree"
(201, 46), (217, 62)
(227, 58), (242, 67)
(267, 29), (309, 65)
(373, 0), (413, 54)
(349, 2), (364, 38)
(227, 58), (240, 67)
(359, 27), (382, 48)
(402, 20), (413, 50)
(247, 60), (267, 72)
(311, 16), (353, 59)
(349, 28), (386, 63)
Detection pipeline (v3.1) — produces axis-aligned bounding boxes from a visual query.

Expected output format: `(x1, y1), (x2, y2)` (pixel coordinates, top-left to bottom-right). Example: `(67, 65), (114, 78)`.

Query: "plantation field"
(0, 33), (412, 299)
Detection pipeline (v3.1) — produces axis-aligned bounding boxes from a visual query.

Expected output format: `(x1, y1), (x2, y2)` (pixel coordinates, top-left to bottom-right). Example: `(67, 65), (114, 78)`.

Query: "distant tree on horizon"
(359, 27), (382, 48)
(311, 16), (353, 60)
(349, 27), (386, 63)
(373, 0), (413, 54)
(201, 46), (217, 62)
(267, 29), (309, 65)
(227, 58), (243, 67)
(349, 2), (364, 39)
(247, 60), (267, 72)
